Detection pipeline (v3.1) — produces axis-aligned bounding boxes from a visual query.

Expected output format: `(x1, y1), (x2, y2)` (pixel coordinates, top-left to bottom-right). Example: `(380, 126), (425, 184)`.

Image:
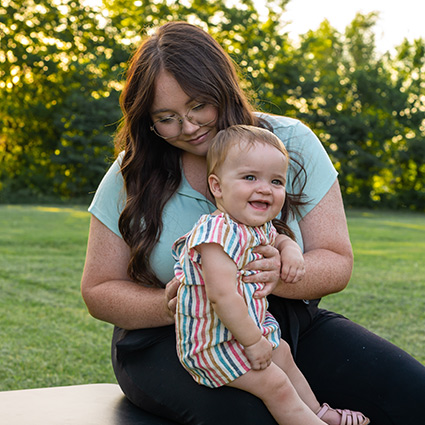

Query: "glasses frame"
(150, 103), (216, 140)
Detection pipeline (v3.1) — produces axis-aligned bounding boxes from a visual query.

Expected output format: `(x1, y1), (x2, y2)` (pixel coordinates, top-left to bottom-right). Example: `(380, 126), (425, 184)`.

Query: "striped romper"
(172, 213), (281, 388)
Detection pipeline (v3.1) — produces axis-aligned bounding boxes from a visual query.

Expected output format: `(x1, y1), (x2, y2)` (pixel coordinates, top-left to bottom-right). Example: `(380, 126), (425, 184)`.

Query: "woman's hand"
(164, 277), (180, 318)
(242, 244), (281, 298)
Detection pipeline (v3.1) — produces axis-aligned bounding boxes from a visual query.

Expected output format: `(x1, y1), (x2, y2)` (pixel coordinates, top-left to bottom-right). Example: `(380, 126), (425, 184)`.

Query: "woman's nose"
(181, 117), (200, 135)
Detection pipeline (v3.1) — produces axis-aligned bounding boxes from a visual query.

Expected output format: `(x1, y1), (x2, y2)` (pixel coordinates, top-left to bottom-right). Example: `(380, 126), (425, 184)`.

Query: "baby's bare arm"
(274, 234), (305, 283)
(198, 243), (272, 368)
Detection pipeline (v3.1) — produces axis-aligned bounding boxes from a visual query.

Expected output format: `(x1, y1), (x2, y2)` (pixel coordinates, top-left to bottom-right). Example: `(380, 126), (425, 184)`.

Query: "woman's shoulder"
(257, 112), (324, 153)
(87, 151), (126, 238)
(256, 113), (306, 131)
(257, 113), (300, 128)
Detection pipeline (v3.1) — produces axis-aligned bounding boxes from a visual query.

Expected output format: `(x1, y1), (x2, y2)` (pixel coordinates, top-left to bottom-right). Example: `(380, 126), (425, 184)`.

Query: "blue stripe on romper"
(212, 324), (241, 381)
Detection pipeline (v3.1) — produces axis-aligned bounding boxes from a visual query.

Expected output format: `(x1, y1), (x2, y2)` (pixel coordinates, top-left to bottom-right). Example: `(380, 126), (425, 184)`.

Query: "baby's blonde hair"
(207, 125), (296, 239)
(206, 125), (289, 177)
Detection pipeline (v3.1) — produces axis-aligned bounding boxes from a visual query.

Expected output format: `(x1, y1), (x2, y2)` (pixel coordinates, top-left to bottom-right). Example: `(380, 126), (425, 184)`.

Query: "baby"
(172, 125), (369, 425)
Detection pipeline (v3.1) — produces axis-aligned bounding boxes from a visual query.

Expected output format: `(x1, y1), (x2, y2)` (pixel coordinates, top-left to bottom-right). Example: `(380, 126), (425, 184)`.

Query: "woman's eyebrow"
(151, 100), (195, 116)
(150, 108), (175, 115)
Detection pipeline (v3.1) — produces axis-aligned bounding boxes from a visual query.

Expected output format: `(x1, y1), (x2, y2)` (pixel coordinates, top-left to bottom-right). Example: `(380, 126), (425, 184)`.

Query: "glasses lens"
(153, 117), (181, 139)
(186, 103), (216, 126)
(152, 104), (216, 139)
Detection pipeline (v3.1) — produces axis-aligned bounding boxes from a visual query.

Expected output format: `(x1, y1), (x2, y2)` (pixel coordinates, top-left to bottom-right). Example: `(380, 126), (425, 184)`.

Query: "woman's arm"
(272, 180), (353, 300)
(81, 216), (175, 330)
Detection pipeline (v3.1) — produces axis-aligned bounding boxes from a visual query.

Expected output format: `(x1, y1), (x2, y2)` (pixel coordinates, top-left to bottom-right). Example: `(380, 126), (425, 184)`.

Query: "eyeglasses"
(150, 103), (217, 139)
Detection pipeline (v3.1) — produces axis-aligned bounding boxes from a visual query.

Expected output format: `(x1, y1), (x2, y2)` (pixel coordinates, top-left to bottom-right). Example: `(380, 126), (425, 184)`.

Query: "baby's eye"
(271, 179), (283, 186)
(244, 175), (256, 181)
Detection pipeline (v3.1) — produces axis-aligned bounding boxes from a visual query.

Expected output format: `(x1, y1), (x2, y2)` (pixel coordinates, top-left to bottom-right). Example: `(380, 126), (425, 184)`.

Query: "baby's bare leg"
(227, 363), (326, 425)
(272, 339), (321, 413)
(271, 340), (349, 425)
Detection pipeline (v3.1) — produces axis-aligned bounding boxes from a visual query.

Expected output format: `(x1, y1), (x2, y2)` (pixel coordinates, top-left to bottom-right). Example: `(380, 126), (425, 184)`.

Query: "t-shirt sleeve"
(186, 215), (243, 265)
(88, 153), (126, 238)
(266, 115), (338, 220)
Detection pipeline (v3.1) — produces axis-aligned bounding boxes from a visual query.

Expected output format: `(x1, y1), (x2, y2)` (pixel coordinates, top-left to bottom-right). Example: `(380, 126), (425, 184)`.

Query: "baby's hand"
(244, 336), (272, 370)
(280, 244), (305, 283)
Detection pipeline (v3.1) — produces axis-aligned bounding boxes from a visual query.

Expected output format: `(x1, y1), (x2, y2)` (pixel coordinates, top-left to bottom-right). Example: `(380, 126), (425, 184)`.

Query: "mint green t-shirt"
(88, 114), (337, 285)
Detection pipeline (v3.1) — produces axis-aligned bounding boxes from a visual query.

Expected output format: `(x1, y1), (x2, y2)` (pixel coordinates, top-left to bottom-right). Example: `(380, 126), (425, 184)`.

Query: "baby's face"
(209, 141), (288, 227)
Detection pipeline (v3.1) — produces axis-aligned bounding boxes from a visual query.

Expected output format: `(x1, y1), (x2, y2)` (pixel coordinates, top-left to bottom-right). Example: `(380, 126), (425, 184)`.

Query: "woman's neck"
(182, 152), (215, 203)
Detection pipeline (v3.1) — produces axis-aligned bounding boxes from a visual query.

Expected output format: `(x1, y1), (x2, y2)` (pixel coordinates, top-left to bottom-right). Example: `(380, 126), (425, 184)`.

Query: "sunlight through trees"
(1, 0), (424, 208)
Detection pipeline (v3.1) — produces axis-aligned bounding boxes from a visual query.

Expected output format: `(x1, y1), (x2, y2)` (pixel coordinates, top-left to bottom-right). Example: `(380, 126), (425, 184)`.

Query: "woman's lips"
(187, 130), (209, 145)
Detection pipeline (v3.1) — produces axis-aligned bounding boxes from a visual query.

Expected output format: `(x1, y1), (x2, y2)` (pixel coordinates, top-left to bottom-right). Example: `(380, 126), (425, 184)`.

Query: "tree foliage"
(248, 12), (425, 209)
(1, 0), (424, 210)
(0, 0), (126, 201)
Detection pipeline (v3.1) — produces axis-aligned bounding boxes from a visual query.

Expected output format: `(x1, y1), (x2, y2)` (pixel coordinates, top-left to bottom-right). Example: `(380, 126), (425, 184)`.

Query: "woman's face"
(150, 70), (218, 157)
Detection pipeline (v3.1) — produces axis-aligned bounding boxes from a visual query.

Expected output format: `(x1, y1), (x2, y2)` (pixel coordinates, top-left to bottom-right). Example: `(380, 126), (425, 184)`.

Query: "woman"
(81, 21), (425, 425)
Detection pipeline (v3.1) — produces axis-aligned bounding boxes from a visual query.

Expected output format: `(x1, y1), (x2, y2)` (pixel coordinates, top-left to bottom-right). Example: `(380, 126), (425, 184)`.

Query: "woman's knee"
(115, 339), (276, 424)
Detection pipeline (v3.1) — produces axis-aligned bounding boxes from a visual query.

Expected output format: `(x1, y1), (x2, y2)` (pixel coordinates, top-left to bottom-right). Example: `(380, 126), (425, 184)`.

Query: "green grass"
(0, 206), (424, 391)
(321, 209), (425, 364)
(0, 206), (115, 391)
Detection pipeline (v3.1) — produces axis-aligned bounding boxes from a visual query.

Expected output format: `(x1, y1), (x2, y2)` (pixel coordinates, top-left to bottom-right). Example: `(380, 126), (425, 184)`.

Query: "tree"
(103, 0), (293, 106)
(0, 0), (126, 201)
(1, 0), (291, 202)
(261, 12), (425, 210)
(1, 1), (424, 209)
(384, 38), (425, 209)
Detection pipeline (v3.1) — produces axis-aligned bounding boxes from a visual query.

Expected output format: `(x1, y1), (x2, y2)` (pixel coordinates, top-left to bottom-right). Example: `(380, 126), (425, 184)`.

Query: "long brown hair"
(116, 22), (305, 286)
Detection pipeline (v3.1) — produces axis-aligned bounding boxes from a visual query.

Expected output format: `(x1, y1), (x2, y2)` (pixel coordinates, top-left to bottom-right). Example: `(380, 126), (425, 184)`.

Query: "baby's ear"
(208, 174), (222, 198)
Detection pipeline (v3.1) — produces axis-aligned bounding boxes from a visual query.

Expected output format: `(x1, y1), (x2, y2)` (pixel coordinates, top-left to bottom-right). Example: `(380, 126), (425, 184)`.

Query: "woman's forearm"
(273, 180), (354, 300)
(81, 216), (174, 330)
(272, 247), (353, 300)
(82, 280), (174, 330)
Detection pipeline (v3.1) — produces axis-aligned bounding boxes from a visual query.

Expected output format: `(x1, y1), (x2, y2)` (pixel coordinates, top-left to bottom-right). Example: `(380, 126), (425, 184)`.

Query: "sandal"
(316, 403), (370, 425)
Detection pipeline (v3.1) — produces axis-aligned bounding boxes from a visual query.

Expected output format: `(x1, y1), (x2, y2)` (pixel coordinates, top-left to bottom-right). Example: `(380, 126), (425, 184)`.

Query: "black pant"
(112, 297), (425, 425)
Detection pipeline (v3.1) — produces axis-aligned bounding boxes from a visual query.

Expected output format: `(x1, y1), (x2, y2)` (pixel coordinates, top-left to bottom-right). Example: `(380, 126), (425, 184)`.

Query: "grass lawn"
(320, 209), (425, 364)
(0, 205), (115, 391)
(0, 205), (424, 391)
